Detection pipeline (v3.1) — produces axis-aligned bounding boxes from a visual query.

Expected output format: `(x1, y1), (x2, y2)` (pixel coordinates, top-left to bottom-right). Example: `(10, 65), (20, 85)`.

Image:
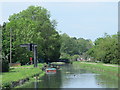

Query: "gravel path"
(81, 62), (119, 67)
(103, 64), (119, 67)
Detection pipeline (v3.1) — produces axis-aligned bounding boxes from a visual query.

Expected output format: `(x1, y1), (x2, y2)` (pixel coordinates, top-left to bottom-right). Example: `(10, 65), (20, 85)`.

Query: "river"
(20, 63), (118, 88)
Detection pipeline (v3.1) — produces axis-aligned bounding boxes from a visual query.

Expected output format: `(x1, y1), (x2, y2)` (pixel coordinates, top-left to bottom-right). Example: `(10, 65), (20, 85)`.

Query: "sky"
(0, 1), (118, 41)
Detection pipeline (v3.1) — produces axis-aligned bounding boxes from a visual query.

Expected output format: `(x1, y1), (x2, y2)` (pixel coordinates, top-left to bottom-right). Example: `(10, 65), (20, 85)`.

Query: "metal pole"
(10, 28), (12, 66)
(34, 45), (37, 67)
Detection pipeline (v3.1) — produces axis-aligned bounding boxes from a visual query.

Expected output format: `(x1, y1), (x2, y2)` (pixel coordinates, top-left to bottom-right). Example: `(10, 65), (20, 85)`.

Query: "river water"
(20, 63), (118, 88)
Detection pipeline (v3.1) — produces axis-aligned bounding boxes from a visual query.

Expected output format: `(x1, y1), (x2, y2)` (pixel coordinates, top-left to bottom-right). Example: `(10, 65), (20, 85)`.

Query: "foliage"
(60, 33), (93, 60)
(87, 33), (119, 64)
(2, 6), (61, 64)
(2, 53), (9, 72)
(60, 53), (71, 60)
(1, 23), (10, 72)
(71, 55), (80, 61)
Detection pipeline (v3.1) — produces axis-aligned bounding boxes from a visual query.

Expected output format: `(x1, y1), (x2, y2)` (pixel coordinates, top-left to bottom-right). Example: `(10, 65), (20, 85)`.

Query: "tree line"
(1, 5), (119, 72)
(87, 33), (119, 64)
(60, 33), (93, 60)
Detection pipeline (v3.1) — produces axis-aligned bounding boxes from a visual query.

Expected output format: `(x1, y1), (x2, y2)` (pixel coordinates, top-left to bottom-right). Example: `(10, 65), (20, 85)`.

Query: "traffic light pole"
(20, 43), (38, 68)
(33, 45), (37, 67)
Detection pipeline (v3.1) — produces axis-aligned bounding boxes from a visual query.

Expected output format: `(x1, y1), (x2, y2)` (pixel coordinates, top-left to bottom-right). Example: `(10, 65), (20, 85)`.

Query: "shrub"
(2, 53), (9, 72)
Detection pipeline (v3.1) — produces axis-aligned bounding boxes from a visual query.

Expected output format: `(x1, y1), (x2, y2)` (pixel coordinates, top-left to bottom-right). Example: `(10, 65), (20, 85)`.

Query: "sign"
(20, 43), (36, 51)
(20, 44), (29, 47)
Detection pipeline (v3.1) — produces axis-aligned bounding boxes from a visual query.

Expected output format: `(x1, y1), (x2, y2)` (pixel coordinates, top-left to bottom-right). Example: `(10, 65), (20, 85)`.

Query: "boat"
(45, 68), (56, 74)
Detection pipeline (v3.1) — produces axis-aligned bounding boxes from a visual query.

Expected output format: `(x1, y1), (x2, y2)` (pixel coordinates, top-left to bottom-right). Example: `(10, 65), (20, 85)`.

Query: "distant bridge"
(51, 59), (70, 63)
(38, 58), (70, 63)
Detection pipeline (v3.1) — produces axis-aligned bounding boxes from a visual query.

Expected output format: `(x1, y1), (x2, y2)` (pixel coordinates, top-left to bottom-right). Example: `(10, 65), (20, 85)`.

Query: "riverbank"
(73, 61), (119, 80)
(1, 63), (45, 89)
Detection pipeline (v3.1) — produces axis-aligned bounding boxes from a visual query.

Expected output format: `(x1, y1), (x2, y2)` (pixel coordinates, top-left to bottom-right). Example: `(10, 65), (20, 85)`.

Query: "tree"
(60, 33), (93, 59)
(1, 22), (9, 72)
(4, 6), (61, 64)
(77, 38), (93, 54)
(60, 33), (78, 56)
(87, 33), (119, 64)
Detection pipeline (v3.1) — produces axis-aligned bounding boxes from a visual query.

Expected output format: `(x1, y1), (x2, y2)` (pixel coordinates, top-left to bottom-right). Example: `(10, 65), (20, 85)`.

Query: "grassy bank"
(15, 72), (45, 88)
(1, 63), (45, 88)
(73, 61), (119, 80)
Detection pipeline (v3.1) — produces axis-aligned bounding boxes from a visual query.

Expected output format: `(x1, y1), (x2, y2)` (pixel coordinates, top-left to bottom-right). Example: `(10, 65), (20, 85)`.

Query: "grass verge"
(15, 72), (45, 88)
(1, 63), (45, 88)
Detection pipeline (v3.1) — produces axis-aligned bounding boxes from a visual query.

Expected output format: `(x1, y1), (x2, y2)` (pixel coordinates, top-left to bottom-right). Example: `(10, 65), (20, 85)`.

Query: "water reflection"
(38, 70), (62, 88)
(60, 64), (102, 88)
(20, 64), (118, 88)
(95, 74), (118, 88)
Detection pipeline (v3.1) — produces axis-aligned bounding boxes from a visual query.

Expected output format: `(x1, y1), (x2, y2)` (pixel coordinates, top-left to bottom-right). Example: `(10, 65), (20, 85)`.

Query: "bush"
(60, 53), (71, 60)
(2, 54), (9, 72)
(71, 55), (80, 61)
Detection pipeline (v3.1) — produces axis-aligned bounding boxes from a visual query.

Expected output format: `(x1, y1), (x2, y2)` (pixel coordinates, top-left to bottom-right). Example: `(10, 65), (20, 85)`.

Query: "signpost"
(20, 43), (37, 67)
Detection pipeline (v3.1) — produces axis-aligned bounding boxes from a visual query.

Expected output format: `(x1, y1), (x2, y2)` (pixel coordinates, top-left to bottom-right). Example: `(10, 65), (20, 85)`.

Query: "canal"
(20, 63), (118, 88)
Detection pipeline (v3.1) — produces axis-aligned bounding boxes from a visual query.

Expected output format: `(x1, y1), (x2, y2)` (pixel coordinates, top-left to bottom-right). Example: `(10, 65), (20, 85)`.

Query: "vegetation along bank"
(1, 64), (45, 89)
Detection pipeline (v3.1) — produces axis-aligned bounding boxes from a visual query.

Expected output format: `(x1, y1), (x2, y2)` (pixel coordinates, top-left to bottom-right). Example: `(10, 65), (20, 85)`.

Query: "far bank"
(73, 61), (119, 80)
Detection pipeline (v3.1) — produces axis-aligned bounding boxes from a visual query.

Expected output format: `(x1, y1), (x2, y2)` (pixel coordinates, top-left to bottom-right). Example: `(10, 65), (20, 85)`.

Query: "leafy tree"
(60, 53), (71, 60)
(77, 38), (93, 54)
(60, 33), (93, 60)
(1, 23), (9, 72)
(71, 55), (80, 61)
(87, 33), (119, 64)
(4, 6), (61, 64)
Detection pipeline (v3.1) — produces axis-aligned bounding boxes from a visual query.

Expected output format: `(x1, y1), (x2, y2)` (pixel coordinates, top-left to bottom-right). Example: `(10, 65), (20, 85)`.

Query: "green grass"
(11, 63), (44, 68)
(1, 63), (45, 88)
(73, 61), (119, 80)
(15, 71), (45, 88)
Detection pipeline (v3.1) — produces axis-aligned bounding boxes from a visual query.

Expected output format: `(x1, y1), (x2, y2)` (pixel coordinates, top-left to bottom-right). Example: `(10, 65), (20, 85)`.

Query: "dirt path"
(103, 64), (119, 67)
(81, 62), (97, 65)
(81, 62), (119, 67)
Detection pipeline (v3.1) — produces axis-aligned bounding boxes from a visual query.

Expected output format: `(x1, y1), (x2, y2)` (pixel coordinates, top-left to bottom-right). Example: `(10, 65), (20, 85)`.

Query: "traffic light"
(30, 43), (33, 51)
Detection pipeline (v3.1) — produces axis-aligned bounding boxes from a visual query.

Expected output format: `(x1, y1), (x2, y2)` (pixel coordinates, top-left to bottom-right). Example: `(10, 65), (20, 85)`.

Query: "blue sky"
(1, 2), (118, 41)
